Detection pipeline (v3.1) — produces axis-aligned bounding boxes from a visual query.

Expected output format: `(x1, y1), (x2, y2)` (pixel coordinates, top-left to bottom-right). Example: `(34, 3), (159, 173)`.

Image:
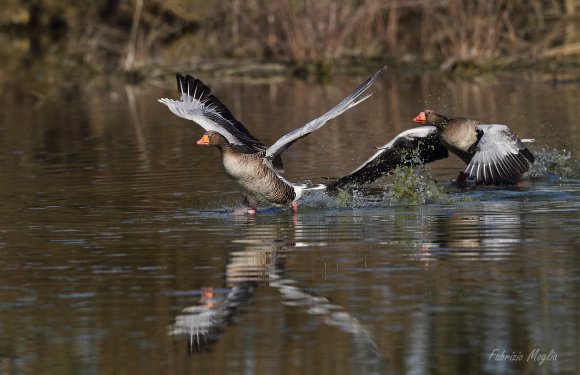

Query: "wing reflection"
(169, 216), (380, 362)
(169, 236), (281, 352)
(269, 271), (378, 352)
(416, 203), (528, 264)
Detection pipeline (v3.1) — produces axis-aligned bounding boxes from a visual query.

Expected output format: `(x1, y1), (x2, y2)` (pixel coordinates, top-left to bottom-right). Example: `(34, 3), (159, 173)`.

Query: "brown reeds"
(0, 0), (578, 77)
(229, 0), (384, 64)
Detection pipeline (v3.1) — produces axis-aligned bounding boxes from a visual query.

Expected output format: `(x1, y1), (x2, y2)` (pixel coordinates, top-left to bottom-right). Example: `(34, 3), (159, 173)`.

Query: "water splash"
(209, 148), (580, 212)
(330, 166), (455, 208)
(383, 165), (450, 205)
(527, 147), (579, 179)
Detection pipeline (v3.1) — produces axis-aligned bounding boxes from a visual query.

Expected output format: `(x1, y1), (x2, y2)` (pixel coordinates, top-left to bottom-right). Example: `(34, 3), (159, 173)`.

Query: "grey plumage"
(328, 111), (535, 188)
(328, 126), (448, 190)
(465, 124), (534, 185)
(264, 67), (386, 167)
(159, 68), (386, 210)
(158, 74), (266, 154)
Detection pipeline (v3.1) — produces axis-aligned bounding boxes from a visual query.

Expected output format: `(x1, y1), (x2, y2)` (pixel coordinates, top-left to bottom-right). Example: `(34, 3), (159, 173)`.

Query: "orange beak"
(196, 134), (210, 145)
(413, 112), (426, 124)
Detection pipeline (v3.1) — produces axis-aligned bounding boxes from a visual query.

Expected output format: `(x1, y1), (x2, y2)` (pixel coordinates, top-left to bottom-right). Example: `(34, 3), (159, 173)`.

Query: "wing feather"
(465, 124), (534, 185)
(327, 126), (448, 189)
(158, 74), (266, 154)
(263, 67), (386, 165)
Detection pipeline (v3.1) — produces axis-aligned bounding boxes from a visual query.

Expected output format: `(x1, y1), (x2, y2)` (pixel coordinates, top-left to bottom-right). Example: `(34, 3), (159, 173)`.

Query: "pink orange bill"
(413, 112), (426, 123)
(197, 134), (210, 145)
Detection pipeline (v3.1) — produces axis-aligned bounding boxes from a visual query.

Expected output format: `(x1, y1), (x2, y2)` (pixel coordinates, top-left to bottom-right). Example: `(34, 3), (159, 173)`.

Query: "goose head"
(196, 131), (227, 147)
(413, 110), (449, 129)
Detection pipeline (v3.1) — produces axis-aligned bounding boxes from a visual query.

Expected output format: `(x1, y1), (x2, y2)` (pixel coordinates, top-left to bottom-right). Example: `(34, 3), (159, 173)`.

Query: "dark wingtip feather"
(521, 148), (535, 164)
(172, 72), (267, 152)
(327, 130), (448, 190)
(178, 74), (213, 103)
(176, 73), (186, 95)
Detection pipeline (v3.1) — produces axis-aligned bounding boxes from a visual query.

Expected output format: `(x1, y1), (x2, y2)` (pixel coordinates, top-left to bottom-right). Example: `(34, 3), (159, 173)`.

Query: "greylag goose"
(159, 67), (385, 213)
(329, 110), (534, 189)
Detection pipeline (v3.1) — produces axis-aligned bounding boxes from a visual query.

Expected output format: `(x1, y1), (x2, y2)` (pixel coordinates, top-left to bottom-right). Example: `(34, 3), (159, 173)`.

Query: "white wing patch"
(158, 96), (245, 147)
(465, 124), (532, 185)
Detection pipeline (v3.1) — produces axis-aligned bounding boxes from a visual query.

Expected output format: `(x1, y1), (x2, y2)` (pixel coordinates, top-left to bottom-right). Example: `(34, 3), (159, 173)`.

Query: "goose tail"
(293, 184), (327, 201)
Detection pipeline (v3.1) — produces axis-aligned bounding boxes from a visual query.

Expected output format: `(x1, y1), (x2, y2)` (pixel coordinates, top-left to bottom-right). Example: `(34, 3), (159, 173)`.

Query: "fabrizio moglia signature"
(488, 348), (558, 366)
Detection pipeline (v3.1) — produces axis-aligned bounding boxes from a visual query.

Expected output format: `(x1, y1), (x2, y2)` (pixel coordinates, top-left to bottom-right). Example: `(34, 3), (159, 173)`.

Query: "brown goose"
(329, 110), (534, 189)
(159, 67), (385, 213)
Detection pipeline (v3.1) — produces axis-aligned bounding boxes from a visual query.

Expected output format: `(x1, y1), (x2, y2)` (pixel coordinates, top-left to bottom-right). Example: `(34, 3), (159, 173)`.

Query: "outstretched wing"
(158, 74), (266, 154)
(263, 67), (386, 166)
(465, 124), (535, 185)
(327, 126), (448, 190)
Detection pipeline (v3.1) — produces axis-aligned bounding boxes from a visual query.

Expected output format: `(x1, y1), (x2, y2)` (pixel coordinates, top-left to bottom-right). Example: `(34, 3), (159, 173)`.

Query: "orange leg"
(233, 207), (257, 215)
(236, 193), (258, 215)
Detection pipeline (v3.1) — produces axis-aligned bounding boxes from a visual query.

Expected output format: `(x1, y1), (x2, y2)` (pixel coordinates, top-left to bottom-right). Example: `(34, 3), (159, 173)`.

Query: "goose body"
(437, 117), (480, 163)
(329, 110), (534, 189)
(160, 67), (385, 212)
(414, 110), (535, 185)
(202, 133), (296, 207)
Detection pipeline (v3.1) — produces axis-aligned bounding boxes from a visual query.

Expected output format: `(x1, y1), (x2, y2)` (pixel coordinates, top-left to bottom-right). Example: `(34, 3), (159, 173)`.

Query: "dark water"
(0, 72), (579, 374)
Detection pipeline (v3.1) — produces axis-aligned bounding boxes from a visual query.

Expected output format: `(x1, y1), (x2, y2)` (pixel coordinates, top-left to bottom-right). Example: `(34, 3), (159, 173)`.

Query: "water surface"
(0, 72), (579, 374)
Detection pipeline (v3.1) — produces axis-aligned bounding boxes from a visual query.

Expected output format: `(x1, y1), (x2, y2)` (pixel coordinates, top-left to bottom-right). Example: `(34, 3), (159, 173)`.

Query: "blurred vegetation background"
(1, 0), (579, 82)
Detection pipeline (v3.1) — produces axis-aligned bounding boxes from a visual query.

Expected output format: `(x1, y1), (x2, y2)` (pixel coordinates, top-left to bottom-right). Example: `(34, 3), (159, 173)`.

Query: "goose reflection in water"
(168, 232), (281, 352)
(414, 202), (529, 266)
(168, 217), (381, 366)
